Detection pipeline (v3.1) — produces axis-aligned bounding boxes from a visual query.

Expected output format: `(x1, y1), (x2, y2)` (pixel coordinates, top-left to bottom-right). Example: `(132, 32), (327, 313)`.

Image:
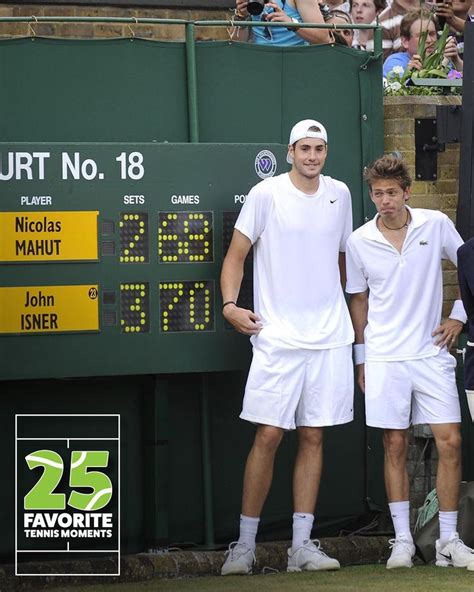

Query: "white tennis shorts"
(365, 349), (461, 429)
(240, 330), (354, 430)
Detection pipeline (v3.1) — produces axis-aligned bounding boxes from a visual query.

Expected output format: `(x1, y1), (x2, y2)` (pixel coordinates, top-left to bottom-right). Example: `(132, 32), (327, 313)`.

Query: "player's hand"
(356, 364), (365, 393)
(236, 0), (249, 17)
(223, 304), (263, 335)
(408, 54), (423, 71)
(264, 2), (292, 23)
(432, 318), (463, 349)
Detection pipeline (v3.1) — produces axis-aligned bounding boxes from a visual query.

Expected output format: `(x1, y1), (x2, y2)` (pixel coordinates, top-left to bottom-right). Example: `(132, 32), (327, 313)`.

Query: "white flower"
(387, 81), (402, 91)
(392, 66), (404, 75)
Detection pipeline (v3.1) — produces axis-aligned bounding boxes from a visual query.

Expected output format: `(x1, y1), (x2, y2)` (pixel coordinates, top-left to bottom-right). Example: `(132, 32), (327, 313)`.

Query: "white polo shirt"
(346, 206), (464, 361)
(235, 172), (354, 349)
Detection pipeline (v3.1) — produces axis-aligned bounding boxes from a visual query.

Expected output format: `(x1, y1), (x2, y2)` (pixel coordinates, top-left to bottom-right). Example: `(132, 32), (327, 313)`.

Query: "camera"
(247, 0), (269, 16)
(436, 0), (446, 30)
(319, 3), (331, 21)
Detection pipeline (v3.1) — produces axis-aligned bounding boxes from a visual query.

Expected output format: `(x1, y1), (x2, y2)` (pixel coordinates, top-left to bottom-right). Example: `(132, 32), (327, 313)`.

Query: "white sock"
(439, 511), (458, 546)
(292, 512), (314, 550)
(389, 501), (412, 542)
(238, 515), (259, 550)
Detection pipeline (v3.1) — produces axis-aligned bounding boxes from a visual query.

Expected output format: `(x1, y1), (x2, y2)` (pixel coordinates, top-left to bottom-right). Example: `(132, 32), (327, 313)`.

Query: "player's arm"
(432, 287), (465, 349)
(433, 219), (467, 348)
(348, 290), (368, 393)
(221, 229), (262, 335)
(339, 252), (347, 290)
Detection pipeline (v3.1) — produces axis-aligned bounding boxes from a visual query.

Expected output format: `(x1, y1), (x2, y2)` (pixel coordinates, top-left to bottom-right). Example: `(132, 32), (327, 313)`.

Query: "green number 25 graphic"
(24, 450), (113, 511)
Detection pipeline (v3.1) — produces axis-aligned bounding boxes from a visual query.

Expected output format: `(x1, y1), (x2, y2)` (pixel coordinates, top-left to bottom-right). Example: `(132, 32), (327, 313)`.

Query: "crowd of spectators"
(383, 7), (464, 79)
(231, 0), (474, 80)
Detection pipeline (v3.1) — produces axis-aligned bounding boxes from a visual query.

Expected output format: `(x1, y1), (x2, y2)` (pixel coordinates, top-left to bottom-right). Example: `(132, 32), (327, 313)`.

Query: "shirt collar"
(360, 205), (428, 241)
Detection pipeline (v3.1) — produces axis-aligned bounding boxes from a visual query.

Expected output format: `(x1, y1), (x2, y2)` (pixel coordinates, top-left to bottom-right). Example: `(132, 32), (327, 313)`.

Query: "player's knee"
(437, 430), (462, 460)
(297, 427), (323, 449)
(383, 430), (407, 459)
(254, 425), (284, 452)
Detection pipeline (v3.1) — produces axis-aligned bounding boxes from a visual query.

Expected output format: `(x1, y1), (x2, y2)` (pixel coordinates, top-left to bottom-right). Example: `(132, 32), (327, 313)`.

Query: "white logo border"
(15, 413), (120, 577)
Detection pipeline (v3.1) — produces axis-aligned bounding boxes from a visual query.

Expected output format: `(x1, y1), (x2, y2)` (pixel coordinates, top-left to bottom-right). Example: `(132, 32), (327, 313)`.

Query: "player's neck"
(378, 207), (409, 231)
(377, 207), (410, 253)
(288, 170), (320, 195)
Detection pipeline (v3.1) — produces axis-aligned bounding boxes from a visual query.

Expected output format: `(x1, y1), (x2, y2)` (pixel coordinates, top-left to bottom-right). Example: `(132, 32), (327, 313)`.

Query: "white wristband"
(353, 343), (365, 365)
(449, 299), (467, 324)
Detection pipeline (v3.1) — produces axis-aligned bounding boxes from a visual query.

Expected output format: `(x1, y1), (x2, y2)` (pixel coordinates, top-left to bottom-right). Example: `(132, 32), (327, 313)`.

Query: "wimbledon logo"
(255, 150), (277, 179)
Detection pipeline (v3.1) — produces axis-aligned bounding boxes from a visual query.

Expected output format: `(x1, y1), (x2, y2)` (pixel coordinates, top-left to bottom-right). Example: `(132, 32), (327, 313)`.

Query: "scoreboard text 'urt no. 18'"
(0, 143), (287, 380)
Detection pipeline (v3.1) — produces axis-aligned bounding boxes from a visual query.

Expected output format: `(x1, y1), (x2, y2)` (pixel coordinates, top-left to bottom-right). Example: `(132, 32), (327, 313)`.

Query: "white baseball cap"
(287, 119), (328, 164)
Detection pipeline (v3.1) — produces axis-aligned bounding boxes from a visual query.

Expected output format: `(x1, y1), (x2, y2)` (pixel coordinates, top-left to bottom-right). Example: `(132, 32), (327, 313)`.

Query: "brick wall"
(0, 4), (230, 40)
(384, 95), (462, 525)
(384, 95), (462, 319)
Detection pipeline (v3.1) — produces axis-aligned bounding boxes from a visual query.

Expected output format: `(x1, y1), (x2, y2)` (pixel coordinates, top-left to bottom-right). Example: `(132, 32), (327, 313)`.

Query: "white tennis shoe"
(386, 536), (415, 569)
(221, 541), (256, 575)
(287, 539), (340, 571)
(435, 533), (474, 568)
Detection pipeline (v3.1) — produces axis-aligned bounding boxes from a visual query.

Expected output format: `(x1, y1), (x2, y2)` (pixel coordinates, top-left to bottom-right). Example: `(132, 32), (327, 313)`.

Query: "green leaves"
(418, 22), (450, 78)
(417, 22), (428, 61)
(426, 68), (448, 78)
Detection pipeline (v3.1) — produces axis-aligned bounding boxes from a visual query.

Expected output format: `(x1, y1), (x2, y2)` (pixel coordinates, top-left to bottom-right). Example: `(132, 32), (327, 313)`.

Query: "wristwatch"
(286, 17), (300, 30)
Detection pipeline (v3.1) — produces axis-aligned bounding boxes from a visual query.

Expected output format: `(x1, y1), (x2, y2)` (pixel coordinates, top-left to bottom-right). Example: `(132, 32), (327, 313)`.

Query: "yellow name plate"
(0, 211), (99, 262)
(0, 285), (99, 334)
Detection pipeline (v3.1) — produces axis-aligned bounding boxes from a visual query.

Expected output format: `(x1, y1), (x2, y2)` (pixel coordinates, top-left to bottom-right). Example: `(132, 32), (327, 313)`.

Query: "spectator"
(434, 0), (472, 56)
(434, 0), (471, 35)
(383, 9), (463, 79)
(365, 0), (418, 58)
(351, 0), (387, 50)
(326, 9), (355, 46)
(323, 0), (352, 15)
(232, 0), (330, 45)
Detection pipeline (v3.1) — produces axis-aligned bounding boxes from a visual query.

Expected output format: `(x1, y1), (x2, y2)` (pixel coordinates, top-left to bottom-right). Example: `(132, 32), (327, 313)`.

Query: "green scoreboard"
(0, 143), (288, 380)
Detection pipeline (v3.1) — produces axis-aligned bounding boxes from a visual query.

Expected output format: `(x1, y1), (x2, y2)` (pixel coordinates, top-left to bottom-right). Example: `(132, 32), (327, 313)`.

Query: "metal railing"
(0, 15), (382, 33)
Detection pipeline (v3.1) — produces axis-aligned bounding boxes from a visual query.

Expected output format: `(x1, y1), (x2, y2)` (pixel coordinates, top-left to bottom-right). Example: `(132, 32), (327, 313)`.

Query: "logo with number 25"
(24, 449), (112, 511)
